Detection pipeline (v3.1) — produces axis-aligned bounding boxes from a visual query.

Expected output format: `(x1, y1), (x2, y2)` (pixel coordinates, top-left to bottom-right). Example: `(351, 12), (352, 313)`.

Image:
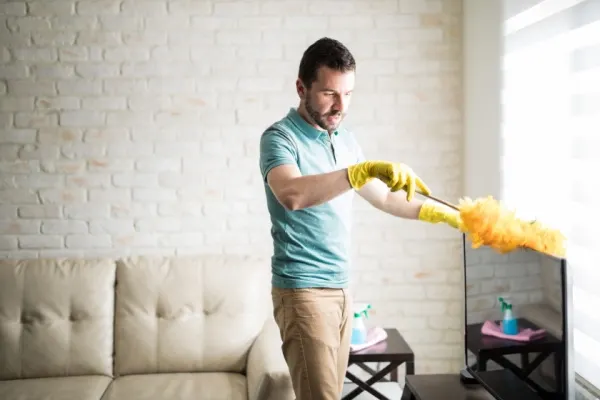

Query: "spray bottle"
(351, 303), (371, 345)
(499, 297), (518, 335)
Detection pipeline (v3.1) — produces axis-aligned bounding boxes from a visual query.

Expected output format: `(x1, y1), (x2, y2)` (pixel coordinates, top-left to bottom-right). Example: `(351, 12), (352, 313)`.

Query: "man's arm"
(357, 178), (462, 228)
(266, 164), (352, 211)
(357, 178), (424, 219)
(260, 128), (353, 211)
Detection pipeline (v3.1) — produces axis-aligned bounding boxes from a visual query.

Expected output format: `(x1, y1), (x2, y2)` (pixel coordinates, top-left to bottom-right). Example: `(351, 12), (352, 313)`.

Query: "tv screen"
(463, 234), (569, 400)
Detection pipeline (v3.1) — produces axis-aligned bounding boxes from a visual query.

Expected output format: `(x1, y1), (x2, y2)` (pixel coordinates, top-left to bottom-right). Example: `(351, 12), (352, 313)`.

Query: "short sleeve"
(354, 141), (366, 163)
(344, 129), (366, 163)
(259, 128), (298, 183)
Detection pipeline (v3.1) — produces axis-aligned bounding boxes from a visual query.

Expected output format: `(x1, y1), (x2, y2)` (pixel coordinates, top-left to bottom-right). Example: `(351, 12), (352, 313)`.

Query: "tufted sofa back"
(113, 254), (272, 376)
(0, 254), (272, 380)
(0, 258), (116, 380)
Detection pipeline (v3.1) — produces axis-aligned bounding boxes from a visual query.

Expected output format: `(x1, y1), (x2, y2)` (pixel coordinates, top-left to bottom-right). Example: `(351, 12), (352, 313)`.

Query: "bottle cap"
(498, 297), (512, 312)
(353, 303), (372, 319)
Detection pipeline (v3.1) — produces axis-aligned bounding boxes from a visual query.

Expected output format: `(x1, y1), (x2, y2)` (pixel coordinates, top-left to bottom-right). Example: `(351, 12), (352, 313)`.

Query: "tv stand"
(402, 371), (545, 400)
(460, 368), (479, 384)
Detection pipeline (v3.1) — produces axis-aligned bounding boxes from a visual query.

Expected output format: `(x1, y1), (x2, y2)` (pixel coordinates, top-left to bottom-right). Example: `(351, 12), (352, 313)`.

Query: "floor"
(342, 382), (405, 399)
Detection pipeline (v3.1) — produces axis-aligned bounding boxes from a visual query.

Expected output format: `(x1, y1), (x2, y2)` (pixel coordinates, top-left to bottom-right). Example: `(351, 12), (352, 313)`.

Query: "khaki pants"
(271, 287), (352, 400)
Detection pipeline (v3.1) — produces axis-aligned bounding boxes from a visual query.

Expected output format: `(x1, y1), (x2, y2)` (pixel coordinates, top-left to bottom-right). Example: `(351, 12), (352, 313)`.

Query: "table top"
(349, 328), (414, 363)
(405, 372), (544, 400)
(466, 318), (563, 356)
(405, 374), (494, 400)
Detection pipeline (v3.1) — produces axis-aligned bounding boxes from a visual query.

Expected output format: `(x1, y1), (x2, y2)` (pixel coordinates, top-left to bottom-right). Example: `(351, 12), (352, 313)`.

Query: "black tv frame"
(461, 233), (575, 400)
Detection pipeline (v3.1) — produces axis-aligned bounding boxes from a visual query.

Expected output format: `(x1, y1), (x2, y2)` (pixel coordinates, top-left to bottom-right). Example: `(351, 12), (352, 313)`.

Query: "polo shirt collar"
(287, 107), (339, 139)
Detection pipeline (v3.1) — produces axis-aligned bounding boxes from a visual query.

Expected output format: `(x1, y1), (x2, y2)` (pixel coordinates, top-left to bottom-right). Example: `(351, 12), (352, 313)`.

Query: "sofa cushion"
(0, 259), (116, 380)
(114, 254), (271, 376)
(101, 372), (247, 400)
(0, 375), (112, 400)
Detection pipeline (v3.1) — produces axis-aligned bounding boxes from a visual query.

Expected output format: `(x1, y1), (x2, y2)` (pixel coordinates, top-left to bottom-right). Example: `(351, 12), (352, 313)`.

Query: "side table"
(466, 318), (565, 396)
(343, 328), (415, 400)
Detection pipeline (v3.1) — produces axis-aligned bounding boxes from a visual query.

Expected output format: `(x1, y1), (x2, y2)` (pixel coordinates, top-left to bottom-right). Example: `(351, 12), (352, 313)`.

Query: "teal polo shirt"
(259, 107), (366, 289)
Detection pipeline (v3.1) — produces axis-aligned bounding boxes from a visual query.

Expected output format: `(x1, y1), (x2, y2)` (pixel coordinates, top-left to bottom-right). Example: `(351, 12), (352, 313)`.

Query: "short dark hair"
(298, 37), (356, 88)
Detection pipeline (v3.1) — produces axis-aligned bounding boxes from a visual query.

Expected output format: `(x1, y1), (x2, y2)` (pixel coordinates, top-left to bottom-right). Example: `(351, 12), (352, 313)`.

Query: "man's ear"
(295, 79), (305, 98)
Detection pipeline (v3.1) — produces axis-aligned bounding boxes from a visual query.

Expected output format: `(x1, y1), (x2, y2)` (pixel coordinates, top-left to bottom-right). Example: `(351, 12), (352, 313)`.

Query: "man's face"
(299, 66), (355, 133)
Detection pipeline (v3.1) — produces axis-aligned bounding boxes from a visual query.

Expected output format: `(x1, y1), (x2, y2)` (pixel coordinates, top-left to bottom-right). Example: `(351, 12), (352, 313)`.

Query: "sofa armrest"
(246, 318), (293, 400)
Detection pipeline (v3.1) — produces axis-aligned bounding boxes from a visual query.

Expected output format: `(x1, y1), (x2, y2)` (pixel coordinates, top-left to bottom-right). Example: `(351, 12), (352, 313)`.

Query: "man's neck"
(297, 104), (331, 136)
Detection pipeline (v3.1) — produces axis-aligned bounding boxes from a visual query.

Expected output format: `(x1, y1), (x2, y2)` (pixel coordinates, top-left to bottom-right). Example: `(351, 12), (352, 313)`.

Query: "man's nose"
(333, 94), (346, 112)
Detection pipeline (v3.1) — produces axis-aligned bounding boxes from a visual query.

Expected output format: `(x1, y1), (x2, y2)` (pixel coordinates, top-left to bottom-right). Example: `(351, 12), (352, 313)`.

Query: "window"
(502, 0), (600, 395)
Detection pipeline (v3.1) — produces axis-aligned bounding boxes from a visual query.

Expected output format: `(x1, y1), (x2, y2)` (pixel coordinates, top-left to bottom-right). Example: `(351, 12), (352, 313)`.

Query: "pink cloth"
(350, 326), (388, 353)
(481, 320), (546, 342)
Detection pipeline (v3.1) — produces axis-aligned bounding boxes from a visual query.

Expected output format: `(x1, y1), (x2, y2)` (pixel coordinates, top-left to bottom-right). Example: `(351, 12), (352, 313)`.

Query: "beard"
(305, 97), (345, 133)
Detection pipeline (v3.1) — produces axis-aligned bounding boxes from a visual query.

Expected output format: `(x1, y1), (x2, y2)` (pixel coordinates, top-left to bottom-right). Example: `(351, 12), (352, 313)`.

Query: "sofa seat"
(101, 372), (247, 400)
(0, 255), (295, 400)
(0, 375), (112, 400)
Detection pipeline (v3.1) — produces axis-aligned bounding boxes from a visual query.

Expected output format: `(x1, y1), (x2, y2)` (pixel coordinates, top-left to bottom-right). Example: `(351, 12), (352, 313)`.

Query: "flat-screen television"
(462, 233), (573, 400)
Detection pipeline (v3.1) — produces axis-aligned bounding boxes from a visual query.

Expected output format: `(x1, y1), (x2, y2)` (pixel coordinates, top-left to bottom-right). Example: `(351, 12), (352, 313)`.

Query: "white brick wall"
(0, 0), (464, 375)
(464, 245), (564, 370)
(466, 246), (544, 326)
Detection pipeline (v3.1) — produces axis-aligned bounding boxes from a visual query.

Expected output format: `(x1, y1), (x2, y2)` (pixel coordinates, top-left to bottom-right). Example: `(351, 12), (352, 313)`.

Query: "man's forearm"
(381, 191), (424, 219)
(277, 169), (352, 210)
(382, 192), (462, 229)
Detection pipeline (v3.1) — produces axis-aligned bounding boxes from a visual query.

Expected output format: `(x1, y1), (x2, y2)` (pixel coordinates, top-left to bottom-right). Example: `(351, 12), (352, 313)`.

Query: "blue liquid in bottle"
(503, 316), (518, 335)
(351, 327), (367, 345)
(351, 312), (367, 345)
(502, 304), (518, 335)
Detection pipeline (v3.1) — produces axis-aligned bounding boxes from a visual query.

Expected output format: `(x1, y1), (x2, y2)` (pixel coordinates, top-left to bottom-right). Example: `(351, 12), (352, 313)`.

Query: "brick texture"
(466, 247), (544, 326)
(0, 0), (464, 375)
(464, 245), (563, 369)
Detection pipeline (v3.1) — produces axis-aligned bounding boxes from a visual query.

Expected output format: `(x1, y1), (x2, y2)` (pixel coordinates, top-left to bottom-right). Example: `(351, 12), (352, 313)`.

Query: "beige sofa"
(0, 254), (294, 400)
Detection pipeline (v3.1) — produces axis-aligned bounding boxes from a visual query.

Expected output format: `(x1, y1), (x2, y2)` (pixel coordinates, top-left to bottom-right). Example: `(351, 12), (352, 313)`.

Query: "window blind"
(501, 0), (600, 395)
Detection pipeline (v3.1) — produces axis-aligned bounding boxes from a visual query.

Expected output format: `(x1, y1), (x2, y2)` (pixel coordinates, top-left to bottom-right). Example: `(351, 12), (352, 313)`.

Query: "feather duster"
(457, 196), (566, 258)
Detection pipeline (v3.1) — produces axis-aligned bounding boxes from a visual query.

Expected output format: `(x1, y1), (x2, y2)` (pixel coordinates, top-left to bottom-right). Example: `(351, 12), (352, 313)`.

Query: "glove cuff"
(418, 199), (442, 223)
(418, 199), (461, 229)
(347, 163), (372, 190)
(346, 164), (359, 189)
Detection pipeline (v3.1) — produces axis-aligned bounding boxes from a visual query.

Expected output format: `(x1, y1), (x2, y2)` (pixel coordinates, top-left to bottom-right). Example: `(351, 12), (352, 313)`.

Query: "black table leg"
(356, 362), (391, 382)
(400, 384), (415, 400)
(343, 362), (401, 400)
(554, 350), (564, 394)
(491, 353), (550, 395)
(478, 356), (488, 371)
(345, 371), (390, 400)
(405, 360), (415, 375)
(521, 353), (529, 371)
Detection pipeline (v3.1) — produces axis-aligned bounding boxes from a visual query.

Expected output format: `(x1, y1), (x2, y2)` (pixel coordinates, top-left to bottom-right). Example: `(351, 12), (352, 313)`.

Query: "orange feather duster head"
(457, 196), (567, 258)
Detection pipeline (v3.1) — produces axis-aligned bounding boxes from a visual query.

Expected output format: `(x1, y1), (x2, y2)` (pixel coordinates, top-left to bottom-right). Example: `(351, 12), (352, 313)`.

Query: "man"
(259, 37), (461, 399)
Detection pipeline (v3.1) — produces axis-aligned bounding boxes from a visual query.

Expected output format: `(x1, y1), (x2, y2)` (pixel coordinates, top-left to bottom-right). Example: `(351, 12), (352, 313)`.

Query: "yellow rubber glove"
(347, 160), (431, 201)
(418, 199), (463, 229)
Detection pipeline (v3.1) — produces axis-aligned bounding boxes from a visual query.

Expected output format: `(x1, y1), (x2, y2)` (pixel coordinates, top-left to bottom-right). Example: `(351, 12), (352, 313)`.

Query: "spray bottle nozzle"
(498, 297), (512, 311)
(353, 303), (372, 319)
